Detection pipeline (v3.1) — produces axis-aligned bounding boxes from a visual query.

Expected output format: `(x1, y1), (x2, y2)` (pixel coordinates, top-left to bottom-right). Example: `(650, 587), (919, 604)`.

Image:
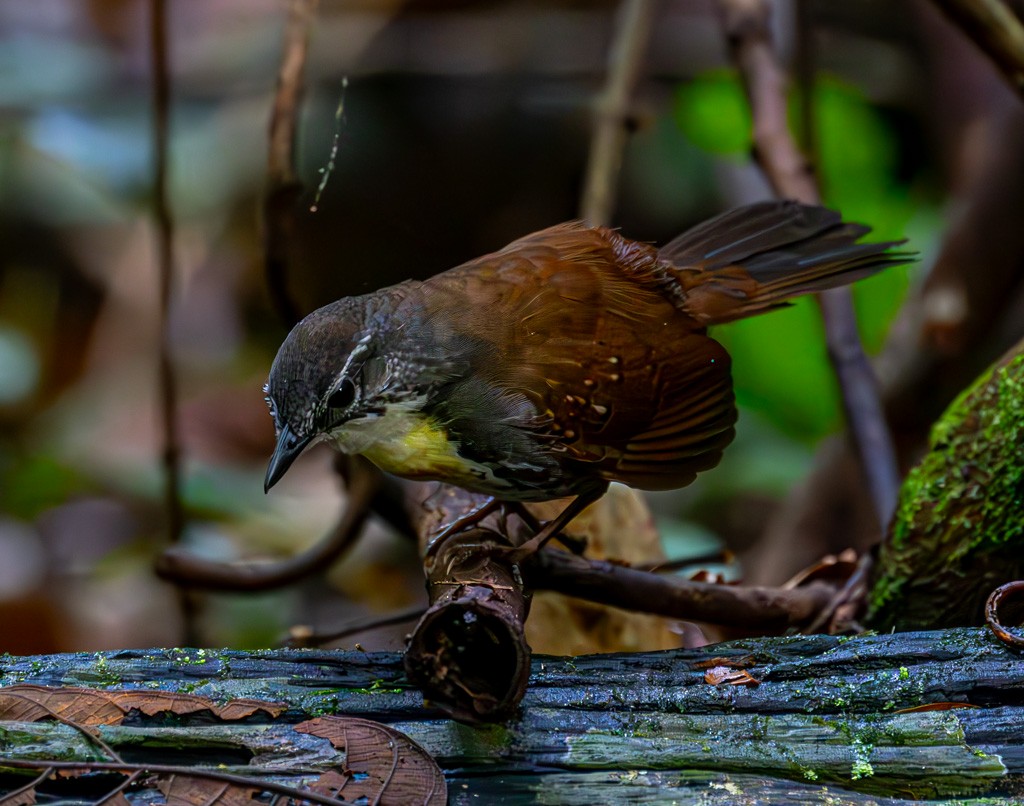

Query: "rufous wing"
(442, 224), (739, 492)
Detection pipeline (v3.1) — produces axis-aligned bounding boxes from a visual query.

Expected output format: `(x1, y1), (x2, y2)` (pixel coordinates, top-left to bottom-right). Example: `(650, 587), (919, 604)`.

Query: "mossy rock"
(868, 343), (1024, 630)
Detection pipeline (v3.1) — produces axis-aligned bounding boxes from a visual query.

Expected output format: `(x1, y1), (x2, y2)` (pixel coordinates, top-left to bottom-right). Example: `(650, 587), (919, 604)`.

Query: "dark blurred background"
(1, 0), (1022, 654)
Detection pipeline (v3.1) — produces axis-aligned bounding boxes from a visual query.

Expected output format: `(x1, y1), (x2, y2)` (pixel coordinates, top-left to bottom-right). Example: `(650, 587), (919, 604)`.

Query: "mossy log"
(869, 341), (1024, 630)
(2, 628), (1024, 804)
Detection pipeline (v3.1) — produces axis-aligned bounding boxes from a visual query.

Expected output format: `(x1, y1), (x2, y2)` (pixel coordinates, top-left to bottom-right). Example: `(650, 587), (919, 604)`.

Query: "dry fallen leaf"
(703, 666), (761, 687)
(296, 716), (447, 805)
(157, 774), (262, 806)
(0, 685), (286, 726)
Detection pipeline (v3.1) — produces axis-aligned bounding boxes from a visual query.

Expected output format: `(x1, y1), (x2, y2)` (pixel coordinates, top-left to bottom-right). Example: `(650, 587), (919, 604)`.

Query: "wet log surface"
(2, 628), (1024, 803)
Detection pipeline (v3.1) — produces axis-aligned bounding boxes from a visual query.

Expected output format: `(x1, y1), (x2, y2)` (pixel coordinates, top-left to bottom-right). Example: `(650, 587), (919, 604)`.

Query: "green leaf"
(0, 454), (94, 519)
(673, 72), (752, 157)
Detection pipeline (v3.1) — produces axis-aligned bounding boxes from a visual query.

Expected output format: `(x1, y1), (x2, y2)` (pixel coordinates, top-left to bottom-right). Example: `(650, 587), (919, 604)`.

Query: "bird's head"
(263, 296), (396, 492)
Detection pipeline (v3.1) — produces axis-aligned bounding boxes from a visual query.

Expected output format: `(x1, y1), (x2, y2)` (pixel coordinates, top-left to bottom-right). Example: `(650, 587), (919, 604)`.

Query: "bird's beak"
(264, 423), (313, 493)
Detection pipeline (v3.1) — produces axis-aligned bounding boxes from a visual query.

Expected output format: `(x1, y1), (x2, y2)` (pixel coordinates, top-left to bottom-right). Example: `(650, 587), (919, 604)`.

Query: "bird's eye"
(327, 378), (356, 410)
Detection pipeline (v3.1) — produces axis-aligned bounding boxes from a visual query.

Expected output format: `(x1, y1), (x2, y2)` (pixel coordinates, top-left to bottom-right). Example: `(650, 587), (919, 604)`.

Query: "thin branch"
(149, 0), (196, 644)
(94, 769), (143, 806)
(794, 0), (816, 156)
(265, 0), (320, 328)
(528, 550), (834, 630)
(0, 766), (54, 805)
(717, 0), (901, 532)
(284, 604), (426, 648)
(154, 460), (379, 591)
(579, 0), (657, 226)
(149, 0), (182, 545)
(0, 759), (345, 806)
(932, 0), (1024, 99)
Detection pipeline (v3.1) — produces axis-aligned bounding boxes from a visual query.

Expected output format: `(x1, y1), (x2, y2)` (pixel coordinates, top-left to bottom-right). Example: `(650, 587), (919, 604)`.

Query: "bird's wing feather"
(424, 223), (738, 493)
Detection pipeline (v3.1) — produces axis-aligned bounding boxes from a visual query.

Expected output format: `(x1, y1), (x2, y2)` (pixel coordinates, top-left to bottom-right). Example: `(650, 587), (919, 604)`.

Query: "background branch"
(264, 0), (319, 328)
(154, 459), (379, 592)
(528, 550), (833, 631)
(931, 0), (1024, 99)
(717, 0), (901, 532)
(149, 0), (194, 644)
(579, 0), (656, 225)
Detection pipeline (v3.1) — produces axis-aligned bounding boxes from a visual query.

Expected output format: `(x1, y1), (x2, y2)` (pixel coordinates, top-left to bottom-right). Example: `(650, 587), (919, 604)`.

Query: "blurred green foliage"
(675, 72), (920, 440)
(674, 71), (752, 157)
(0, 454), (94, 520)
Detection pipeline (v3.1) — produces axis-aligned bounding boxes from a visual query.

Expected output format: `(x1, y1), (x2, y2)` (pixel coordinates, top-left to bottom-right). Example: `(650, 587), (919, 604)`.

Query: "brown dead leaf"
(308, 768), (351, 799)
(295, 716), (446, 805)
(703, 666), (761, 687)
(0, 685), (286, 727)
(692, 655), (755, 670)
(157, 773), (261, 806)
(0, 686), (123, 726)
(782, 552), (859, 590)
(108, 691), (286, 720)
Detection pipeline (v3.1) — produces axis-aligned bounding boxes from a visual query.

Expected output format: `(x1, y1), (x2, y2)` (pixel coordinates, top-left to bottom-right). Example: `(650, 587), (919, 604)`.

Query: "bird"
(263, 200), (909, 556)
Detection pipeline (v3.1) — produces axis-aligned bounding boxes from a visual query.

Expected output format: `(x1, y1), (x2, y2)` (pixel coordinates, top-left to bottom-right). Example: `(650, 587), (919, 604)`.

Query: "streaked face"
(263, 301), (383, 491)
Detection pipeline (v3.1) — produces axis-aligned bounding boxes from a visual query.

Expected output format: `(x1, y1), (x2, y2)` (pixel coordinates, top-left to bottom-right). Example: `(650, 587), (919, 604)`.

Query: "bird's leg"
(503, 501), (589, 556)
(504, 484), (608, 563)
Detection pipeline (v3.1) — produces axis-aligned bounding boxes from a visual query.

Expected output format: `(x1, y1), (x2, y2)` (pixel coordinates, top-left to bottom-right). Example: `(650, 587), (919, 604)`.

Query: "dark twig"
(528, 550), (834, 630)
(265, 0), (320, 328)
(95, 770), (144, 806)
(794, 0), (816, 157)
(0, 759), (345, 806)
(986, 580), (1024, 649)
(931, 0), (1024, 99)
(149, 0), (196, 644)
(802, 551), (872, 635)
(579, 0), (657, 225)
(149, 0), (182, 546)
(717, 0), (901, 532)
(1, 766), (54, 805)
(155, 460), (379, 591)
(284, 604), (426, 648)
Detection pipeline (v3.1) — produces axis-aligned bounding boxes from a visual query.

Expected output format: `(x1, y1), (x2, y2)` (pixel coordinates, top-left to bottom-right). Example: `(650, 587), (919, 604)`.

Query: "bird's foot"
(502, 501), (588, 556)
(503, 487), (607, 565)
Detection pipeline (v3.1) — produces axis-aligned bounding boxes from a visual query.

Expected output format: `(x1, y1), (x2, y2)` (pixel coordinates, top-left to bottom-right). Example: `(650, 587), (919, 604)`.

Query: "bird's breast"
(332, 404), (515, 493)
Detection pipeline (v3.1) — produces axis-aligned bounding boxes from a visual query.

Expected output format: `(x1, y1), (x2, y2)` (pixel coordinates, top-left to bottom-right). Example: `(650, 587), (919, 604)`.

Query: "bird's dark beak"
(264, 424), (313, 493)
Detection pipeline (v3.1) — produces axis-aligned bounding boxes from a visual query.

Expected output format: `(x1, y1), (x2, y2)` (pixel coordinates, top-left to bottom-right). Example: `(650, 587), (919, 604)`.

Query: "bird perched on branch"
(264, 201), (909, 555)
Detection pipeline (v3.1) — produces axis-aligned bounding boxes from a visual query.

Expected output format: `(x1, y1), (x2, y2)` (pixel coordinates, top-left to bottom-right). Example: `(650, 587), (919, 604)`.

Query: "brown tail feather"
(658, 200), (914, 326)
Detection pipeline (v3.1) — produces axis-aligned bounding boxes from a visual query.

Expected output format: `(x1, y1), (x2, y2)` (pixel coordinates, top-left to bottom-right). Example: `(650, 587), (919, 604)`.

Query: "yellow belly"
(361, 417), (463, 477)
(346, 410), (504, 492)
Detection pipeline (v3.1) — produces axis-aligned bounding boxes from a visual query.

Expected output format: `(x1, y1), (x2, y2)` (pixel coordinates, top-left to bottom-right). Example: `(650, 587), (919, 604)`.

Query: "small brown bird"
(264, 201), (908, 552)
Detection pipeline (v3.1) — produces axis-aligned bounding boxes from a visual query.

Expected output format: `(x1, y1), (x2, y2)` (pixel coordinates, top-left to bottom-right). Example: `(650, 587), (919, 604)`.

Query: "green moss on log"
(869, 348), (1024, 630)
